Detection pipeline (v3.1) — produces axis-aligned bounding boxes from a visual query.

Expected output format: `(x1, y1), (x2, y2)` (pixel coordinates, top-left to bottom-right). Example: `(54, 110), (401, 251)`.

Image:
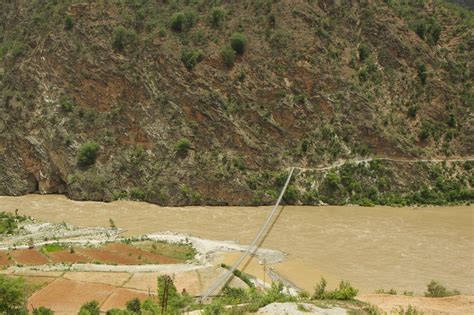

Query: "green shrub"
(0, 275), (26, 314)
(312, 278), (358, 300)
(408, 105), (418, 118)
(417, 63), (427, 85)
(447, 113), (456, 128)
(125, 298), (141, 313)
(230, 33), (248, 55)
(129, 188), (146, 201)
(112, 26), (138, 51)
(170, 10), (197, 32)
(210, 8), (225, 28)
(181, 48), (204, 70)
(33, 306), (54, 315)
(175, 138), (191, 156)
(171, 12), (186, 31)
(424, 280), (460, 297)
(79, 300), (100, 315)
(221, 46), (236, 66)
(65, 16), (73, 30)
(77, 141), (100, 166)
(358, 43), (370, 61)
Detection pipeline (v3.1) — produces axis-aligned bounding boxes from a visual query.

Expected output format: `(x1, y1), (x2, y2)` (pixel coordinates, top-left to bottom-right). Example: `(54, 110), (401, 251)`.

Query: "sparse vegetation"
(312, 277), (358, 300)
(424, 280), (460, 297)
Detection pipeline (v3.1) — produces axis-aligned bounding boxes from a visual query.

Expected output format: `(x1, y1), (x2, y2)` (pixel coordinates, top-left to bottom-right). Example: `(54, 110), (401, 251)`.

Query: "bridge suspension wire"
(199, 167), (296, 302)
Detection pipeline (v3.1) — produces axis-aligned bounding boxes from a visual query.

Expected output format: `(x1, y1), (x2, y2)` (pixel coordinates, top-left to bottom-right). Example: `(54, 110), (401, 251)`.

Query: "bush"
(33, 306), (54, 315)
(112, 26), (138, 51)
(79, 300), (100, 315)
(175, 138), (191, 156)
(181, 48), (204, 70)
(312, 278), (358, 300)
(126, 298), (141, 313)
(170, 10), (197, 32)
(418, 63), (427, 85)
(77, 141), (100, 167)
(424, 280), (460, 297)
(230, 33), (248, 55)
(408, 105), (418, 118)
(221, 46), (236, 66)
(171, 12), (186, 31)
(210, 8), (225, 28)
(65, 16), (73, 30)
(0, 275), (26, 314)
(358, 43), (370, 61)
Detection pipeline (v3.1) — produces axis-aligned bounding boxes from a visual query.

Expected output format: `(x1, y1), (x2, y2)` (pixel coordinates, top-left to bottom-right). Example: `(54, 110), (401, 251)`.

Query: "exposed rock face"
(0, 1), (472, 205)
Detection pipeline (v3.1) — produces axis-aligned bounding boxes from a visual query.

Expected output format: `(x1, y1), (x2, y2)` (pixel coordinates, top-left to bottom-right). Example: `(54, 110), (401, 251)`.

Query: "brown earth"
(47, 250), (94, 264)
(11, 249), (50, 266)
(100, 288), (150, 311)
(359, 294), (474, 315)
(0, 251), (12, 267)
(28, 278), (115, 314)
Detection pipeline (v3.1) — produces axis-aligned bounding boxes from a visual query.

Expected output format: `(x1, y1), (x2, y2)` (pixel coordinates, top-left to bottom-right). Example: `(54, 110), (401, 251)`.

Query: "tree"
(33, 306), (54, 315)
(0, 275), (26, 314)
(77, 141), (100, 166)
(220, 46), (236, 66)
(125, 298), (141, 313)
(230, 33), (248, 55)
(210, 8), (224, 28)
(358, 43), (370, 62)
(65, 16), (73, 30)
(175, 138), (191, 157)
(181, 49), (204, 70)
(418, 63), (427, 85)
(112, 26), (138, 51)
(79, 300), (100, 315)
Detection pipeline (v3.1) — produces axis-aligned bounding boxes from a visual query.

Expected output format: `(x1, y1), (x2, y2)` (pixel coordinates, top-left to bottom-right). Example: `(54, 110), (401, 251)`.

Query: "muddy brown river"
(1, 195), (472, 295)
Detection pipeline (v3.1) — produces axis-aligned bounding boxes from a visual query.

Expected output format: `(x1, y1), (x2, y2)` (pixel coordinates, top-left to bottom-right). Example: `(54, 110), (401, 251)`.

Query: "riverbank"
(1, 194), (472, 295)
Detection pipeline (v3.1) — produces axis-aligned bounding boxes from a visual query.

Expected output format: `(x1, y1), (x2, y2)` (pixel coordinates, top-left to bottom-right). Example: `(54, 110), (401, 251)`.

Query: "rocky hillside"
(0, 0), (472, 206)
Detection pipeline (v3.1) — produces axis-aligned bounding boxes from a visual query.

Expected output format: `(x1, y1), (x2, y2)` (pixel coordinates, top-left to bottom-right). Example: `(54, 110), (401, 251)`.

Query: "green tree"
(112, 26), (138, 51)
(230, 33), (248, 55)
(77, 141), (100, 166)
(65, 16), (73, 30)
(210, 8), (224, 28)
(0, 275), (26, 314)
(125, 298), (140, 313)
(358, 43), (370, 62)
(220, 46), (236, 66)
(33, 306), (54, 315)
(79, 300), (100, 315)
(181, 49), (204, 70)
(418, 63), (427, 85)
(175, 138), (191, 156)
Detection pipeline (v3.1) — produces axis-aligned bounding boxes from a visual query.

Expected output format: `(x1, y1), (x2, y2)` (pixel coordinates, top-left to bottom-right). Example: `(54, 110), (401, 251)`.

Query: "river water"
(0, 194), (472, 294)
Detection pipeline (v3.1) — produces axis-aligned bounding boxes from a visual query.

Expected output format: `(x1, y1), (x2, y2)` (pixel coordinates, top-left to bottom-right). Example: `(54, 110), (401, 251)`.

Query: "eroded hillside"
(0, 0), (473, 206)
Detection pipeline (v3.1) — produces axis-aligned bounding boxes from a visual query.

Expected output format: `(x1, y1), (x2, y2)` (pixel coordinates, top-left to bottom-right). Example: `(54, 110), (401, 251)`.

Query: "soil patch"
(63, 271), (130, 286)
(358, 294), (474, 315)
(47, 250), (93, 264)
(0, 251), (12, 267)
(101, 288), (150, 312)
(28, 278), (115, 315)
(11, 249), (49, 265)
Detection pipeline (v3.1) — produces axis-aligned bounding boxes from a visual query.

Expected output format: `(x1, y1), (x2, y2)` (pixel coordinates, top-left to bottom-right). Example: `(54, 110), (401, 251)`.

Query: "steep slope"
(0, 0), (472, 206)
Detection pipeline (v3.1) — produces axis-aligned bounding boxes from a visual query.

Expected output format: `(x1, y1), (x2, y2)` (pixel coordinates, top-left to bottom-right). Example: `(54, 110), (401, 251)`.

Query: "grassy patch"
(133, 240), (196, 261)
(40, 243), (67, 254)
